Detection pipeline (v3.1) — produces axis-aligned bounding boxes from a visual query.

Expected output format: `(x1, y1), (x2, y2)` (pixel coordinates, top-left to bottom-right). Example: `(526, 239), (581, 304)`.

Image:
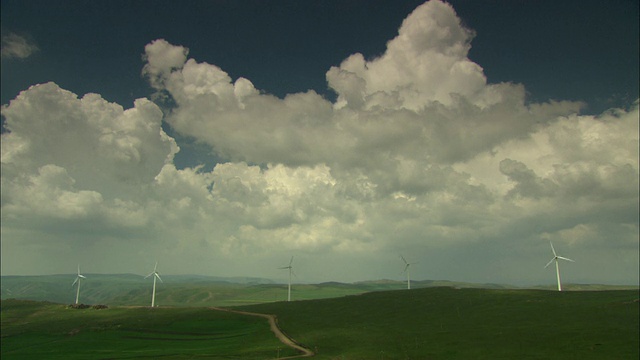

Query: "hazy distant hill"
(0, 274), (274, 306)
(2, 274), (636, 306)
(355, 279), (511, 290)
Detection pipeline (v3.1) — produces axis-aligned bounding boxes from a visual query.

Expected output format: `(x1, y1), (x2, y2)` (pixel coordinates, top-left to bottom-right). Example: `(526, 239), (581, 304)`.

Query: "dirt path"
(210, 307), (314, 359)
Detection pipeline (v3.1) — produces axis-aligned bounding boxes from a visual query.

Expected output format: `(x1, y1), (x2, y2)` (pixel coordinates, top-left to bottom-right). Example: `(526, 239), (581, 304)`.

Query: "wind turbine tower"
(279, 256), (295, 301)
(545, 242), (575, 291)
(145, 262), (163, 307)
(72, 264), (86, 304)
(400, 255), (416, 290)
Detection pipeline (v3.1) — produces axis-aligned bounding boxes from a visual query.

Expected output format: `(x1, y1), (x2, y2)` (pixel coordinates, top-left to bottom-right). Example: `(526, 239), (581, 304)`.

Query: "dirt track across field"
(210, 307), (314, 359)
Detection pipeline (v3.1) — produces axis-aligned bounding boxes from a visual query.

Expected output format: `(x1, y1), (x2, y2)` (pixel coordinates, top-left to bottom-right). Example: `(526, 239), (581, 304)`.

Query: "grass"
(1, 299), (298, 359)
(3, 287), (638, 359)
(239, 287), (640, 359)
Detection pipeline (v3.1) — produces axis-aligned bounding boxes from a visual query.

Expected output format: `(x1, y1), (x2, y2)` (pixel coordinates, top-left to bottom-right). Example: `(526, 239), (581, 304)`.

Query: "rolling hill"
(0, 299), (298, 359)
(2, 287), (637, 359)
(2, 274), (637, 307)
(239, 287), (640, 359)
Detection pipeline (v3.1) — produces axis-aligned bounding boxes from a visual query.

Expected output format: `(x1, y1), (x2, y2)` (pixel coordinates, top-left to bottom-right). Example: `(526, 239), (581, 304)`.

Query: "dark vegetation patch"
(67, 303), (108, 309)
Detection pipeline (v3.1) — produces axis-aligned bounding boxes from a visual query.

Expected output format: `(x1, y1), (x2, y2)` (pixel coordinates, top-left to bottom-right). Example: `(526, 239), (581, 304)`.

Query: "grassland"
(240, 287), (640, 359)
(2, 284), (638, 359)
(0, 299), (299, 359)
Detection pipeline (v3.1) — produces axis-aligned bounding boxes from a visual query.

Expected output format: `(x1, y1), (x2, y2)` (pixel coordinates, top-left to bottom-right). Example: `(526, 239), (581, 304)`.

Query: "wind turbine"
(545, 242), (575, 291)
(145, 262), (163, 307)
(72, 264), (86, 304)
(400, 255), (416, 290)
(279, 256), (295, 302)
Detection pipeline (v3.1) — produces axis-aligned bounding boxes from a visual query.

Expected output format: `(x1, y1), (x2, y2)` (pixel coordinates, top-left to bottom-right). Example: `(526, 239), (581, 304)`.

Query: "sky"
(1, 0), (638, 286)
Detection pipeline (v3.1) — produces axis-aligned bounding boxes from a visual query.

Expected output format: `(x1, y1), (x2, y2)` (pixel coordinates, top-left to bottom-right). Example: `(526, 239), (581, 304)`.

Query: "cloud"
(1, 33), (39, 59)
(1, 83), (177, 197)
(0, 82), (179, 243)
(146, 1), (584, 169)
(142, 39), (189, 90)
(327, 0), (482, 111)
(1, 1), (637, 285)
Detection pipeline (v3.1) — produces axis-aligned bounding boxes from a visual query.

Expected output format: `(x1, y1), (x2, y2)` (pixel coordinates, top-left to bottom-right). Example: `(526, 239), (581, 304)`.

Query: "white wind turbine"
(400, 255), (417, 290)
(545, 242), (575, 291)
(72, 264), (86, 304)
(279, 256), (295, 302)
(145, 262), (163, 307)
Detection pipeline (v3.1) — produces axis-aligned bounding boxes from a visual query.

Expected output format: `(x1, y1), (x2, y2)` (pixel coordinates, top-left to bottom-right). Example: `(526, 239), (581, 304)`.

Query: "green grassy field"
(3, 287), (638, 359)
(240, 287), (640, 359)
(0, 299), (298, 359)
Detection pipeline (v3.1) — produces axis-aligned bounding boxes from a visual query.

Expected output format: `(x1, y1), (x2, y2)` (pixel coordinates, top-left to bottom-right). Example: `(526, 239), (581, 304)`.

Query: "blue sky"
(3, 0), (637, 112)
(1, 0), (638, 287)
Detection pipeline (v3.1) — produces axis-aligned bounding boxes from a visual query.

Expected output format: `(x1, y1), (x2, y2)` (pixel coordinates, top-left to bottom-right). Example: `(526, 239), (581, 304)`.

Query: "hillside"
(2, 274), (637, 307)
(1, 274), (281, 306)
(0, 299), (298, 359)
(1, 287), (638, 359)
(239, 287), (640, 359)
(0, 274), (485, 306)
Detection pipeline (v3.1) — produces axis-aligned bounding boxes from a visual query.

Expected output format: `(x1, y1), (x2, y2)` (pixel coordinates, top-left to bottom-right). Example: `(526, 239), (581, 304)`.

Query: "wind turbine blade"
(154, 261), (158, 271)
(79, 274), (86, 279)
(289, 256), (294, 266)
(400, 263), (410, 274)
(77, 264), (81, 275)
(400, 255), (408, 264)
(549, 242), (557, 256)
(155, 273), (163, 282)
(557, 256), (575, 262)
(544, 258), (555, 268)
(72, 277), (78, 287)
(144, 272), (154, 279)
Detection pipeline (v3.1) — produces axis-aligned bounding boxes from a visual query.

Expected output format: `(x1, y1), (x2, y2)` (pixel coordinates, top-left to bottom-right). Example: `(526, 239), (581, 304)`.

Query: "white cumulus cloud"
(1, 1), (637, 285)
